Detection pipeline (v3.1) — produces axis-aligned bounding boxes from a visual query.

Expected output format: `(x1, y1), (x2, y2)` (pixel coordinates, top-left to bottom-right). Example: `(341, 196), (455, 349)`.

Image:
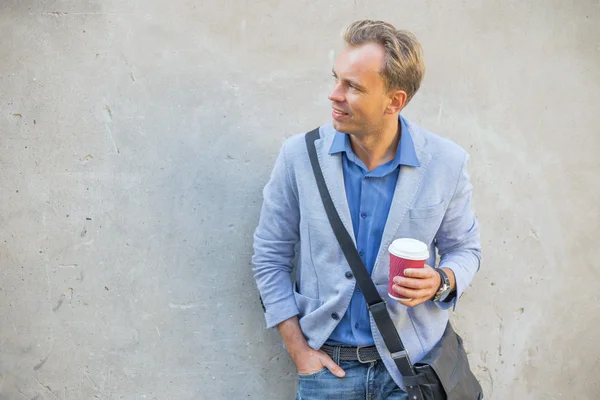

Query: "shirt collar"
(328, 116), (420, 168)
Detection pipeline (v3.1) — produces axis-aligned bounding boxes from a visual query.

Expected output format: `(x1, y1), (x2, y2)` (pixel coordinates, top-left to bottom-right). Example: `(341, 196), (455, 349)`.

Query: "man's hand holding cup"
(388, 238), (442, 307)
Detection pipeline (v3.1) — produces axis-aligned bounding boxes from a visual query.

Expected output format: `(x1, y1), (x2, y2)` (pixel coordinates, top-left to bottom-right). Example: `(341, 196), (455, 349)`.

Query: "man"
(252, 20), (481, 399)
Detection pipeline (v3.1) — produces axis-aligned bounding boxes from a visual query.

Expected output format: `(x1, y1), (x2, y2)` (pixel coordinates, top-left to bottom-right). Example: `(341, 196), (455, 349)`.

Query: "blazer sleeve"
(252, 141), (301, 328)
(434, 153), (482, 311)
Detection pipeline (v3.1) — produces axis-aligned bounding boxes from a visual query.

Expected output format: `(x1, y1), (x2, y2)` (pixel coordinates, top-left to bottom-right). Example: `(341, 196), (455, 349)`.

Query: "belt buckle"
(356, 345), (377, 364)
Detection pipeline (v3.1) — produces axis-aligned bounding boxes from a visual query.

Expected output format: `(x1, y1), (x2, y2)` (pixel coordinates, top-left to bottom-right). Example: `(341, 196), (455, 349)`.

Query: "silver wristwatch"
(432, 268), (451, 302)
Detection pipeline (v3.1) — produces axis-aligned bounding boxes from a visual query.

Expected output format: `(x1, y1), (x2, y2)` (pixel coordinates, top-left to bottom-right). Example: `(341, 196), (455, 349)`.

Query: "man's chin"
(332, 120), (349, 133)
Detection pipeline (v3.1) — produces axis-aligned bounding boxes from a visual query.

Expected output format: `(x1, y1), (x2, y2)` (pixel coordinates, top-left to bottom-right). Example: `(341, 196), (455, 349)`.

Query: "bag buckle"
(390, 350), (409, 360)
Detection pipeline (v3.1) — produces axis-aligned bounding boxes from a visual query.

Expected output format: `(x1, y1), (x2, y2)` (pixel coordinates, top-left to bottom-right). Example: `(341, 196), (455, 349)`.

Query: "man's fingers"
(392, 285), (430, 299)
(392, 266), (440, 307)
(398, 297), (414, 305)
(318, 352), (346, 378)
(403, 266), (435, 278)
(393, 276), (429, 289)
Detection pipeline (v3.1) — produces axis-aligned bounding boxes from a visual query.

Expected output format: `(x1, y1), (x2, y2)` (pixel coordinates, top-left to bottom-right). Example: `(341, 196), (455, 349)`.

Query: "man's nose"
(328, 83), (344, 103)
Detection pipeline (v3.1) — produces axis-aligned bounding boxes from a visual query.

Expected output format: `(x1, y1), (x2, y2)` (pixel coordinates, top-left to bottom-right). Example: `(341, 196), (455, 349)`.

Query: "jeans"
(296, 359), (408, 400)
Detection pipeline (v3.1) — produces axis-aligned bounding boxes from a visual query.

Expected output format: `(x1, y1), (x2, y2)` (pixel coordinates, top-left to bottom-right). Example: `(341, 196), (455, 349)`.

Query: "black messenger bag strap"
(305, 128), (428, 399)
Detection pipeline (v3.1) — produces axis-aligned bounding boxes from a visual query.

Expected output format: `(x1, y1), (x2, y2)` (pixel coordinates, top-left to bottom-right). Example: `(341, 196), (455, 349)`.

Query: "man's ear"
(385, 90), (407, 114)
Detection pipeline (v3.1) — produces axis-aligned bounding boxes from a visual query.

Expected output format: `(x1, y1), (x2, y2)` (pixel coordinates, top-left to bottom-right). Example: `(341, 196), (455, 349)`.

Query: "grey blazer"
(252, 117), (481, 390)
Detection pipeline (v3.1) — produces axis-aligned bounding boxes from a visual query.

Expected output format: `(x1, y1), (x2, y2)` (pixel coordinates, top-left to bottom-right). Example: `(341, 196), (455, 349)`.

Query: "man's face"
(329, 43), (391, 135)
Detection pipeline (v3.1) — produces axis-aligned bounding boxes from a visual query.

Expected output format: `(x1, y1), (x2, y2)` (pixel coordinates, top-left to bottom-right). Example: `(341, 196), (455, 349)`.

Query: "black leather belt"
(321, 344), (381, 363)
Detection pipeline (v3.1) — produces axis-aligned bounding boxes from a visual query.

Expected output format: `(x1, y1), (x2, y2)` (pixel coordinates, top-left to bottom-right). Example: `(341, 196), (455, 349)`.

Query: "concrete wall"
(1, 1), (598, 399)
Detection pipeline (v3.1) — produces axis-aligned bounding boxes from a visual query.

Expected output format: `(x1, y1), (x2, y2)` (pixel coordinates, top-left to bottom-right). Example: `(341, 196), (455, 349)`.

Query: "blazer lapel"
(314, 130), (356, 245)
(372, 124), (432, 277)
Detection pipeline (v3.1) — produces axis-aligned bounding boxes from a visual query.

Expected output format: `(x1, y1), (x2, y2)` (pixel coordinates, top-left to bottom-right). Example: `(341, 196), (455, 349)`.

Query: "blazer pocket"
(294, 290), (323, 318)
(409, 201), (445, 219)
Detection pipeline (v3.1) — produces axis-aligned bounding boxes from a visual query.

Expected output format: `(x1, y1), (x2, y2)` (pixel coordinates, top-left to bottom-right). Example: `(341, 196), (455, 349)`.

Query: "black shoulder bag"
(305, 128), (483, 400)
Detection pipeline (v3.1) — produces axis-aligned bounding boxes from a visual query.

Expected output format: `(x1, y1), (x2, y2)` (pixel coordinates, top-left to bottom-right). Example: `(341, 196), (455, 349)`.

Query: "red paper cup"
(388, 238), (429, 300)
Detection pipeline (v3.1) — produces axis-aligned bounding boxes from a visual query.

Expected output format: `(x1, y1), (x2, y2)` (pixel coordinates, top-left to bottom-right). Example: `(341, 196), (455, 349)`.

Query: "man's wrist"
(277, 317), (312, 362)
(288, 342), (312, 360)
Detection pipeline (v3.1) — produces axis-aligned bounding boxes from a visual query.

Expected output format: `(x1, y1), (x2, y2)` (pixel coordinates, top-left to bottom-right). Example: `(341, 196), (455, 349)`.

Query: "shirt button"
(331, 313), (340, 320)
(345, 271), (354, 279)
(359, 250), (365, 256)
(360, 212), (367, 218)
(354, 323), (359, 329)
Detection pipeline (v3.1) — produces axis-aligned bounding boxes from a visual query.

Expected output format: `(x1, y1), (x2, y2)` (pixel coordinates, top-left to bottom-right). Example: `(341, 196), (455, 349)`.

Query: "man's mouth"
(332, 107), (348, 120)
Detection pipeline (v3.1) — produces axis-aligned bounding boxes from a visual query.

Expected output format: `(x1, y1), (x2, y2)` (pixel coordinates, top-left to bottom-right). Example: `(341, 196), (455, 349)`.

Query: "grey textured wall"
(1, 1), (599, 399)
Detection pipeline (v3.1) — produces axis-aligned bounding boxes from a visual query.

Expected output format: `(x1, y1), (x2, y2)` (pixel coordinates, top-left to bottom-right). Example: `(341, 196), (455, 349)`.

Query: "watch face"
(438, 284), (451, 301)
(434, 283), (450, 302)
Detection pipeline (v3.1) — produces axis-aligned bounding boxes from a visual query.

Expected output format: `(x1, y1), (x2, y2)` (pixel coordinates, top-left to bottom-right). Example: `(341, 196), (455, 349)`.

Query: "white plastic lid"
(388, 238), (429, 260)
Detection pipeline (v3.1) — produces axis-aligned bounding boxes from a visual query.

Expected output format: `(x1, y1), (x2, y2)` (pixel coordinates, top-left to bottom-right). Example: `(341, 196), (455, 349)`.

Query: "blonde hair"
(344, 20), (426, 104)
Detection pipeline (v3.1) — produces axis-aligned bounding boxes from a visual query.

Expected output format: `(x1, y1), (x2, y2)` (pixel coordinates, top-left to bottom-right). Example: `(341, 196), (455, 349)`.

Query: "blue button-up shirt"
(326, 117), (420, 346)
